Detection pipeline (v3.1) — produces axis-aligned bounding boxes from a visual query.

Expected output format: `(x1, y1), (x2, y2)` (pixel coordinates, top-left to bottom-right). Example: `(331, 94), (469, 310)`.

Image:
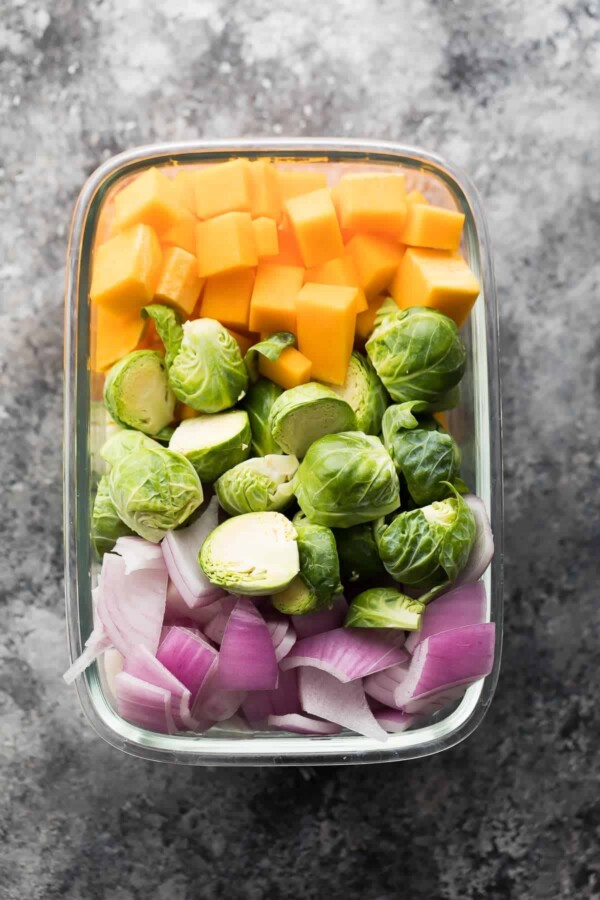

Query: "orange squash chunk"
(155, 246), (203, 318)
(401, 204), (465, 251)
(433, 411), (449, 431)
(178, 402), (200, 420)
(201, 269), (255, 331)
(112, 167), (186, 234)
(355, 294), (387, 346)
(195, 212), (257, 278)
(171, 169), (197, 213)
(285, 188), (344, 268)
(259, 347), (312, 390)
(406, 190), (429, 207)
(264, 219), (304, 266)
(337, 173), (407, 236)
(91, 224), (162, 314)
(161, 208), (197, 255)
(276, 169), (328, 200)
(92, 305), (146, 372)
(296, 283), (358, 385)
(252, 217), (279, 257)
(227, 328), (256, 356)
(248, 264), (304, 334)
(249, 160), (282, 221)
(390, 248), (480, 327)
(346, 233), (404, 298)
(304, 255), (368, 313)
(193, 159), (252, 220)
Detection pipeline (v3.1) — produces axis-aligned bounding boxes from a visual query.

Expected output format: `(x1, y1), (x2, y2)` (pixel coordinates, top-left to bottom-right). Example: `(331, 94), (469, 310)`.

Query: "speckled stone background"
(1, 1), (600, 898)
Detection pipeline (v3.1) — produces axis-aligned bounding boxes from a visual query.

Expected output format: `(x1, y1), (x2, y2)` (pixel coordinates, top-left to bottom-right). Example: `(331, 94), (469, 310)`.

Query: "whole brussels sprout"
(270, 382), (357, 458)
(334, 522), (385, 583)
(215, 454), (298, 516)
(326, 351), (389, 435)
(345, 588), (425, 630)
(104, 350), (176, 436)
(168, 318), (248, 413)
(366, 307), (466, 407)
(100, 430), (161, 468)
(92, 475), (132, 557)
(169, 410), (251, 482)
(293, 432), (400, 528)
(108, 444), (203, 542)
(375, 487), (476, 592)
(272, 513), (342, 615)
(242, 378), (284, 457)
(382, 401), (462, 506)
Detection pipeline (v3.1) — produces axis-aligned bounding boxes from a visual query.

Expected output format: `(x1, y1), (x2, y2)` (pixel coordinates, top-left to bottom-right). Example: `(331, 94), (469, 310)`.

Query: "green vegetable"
(375, 486), (476, 592)
(104, 350), (176, 436)
(334, 522), (385, 582)
(271, 576), (315, 615)
(92, 475), (132, 556)
(242, 378), (284, 457)
(293, 431), (400, 528)
(142, 304), (183, 369)
(366, 307), (466, 407)
(382, 401), (462, 506)
(272, 513), (342, 615)
(325, 351), (389, 435)
(168, 318), (248, 413)
(215, 454), (298, 516)
(169, 410), (251, 482)
(199, 511), (299, 595)
(345, 588), (425, 630)
(100, 430), (161, 468)
(108, 444), (203, 542)
(244, 331), (296, 381)
(270, 382), (357, 458)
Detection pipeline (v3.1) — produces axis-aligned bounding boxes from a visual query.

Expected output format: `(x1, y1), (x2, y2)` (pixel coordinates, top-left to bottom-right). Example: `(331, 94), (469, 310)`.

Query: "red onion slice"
(268, 714), (342, 735)
(114, 671), (176, 734)
(192, 665), (246, 722)
(280, 628), (407, 682)
(242, 668), (301, 726)
(299, 668), (388, 742)
(274, 626), (297, 662)
(123, 645), (199, 730)
(455, 495), (494, 586)
(363, 661), (411, 708)
(291, 595), (348, 638)
(405, 581), (487, 654)
(164, 581), (224, 626)
(161, 497), (227, 609)
(156, 626), (217, 699)
(63, 623), (112, 685)
(216, 597), (278, 691)
(373, 709), (417, 733)
(113, 536), (166, 574)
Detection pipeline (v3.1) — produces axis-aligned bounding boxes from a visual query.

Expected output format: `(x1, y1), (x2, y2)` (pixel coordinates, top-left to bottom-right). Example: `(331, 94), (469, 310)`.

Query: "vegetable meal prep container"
(64, 139), (503, 765)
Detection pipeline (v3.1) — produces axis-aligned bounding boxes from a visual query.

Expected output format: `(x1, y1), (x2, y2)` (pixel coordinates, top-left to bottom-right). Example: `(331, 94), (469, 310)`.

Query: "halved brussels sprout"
(293, 432), (400, 528)
(272, 513), (342, 615)
(199, 511), (299, 595)
(334, 522), (385, 582)
(92, 475), (132, 557)
(345, 588), (425, 630)
(270, 382), (357, 458)
(325, 351), (389, 435)
(104, 350), (176, 436)
(169, 410), (251, 482)
(242, 378), (284, 457)
(100, 430), (161, 468)
(142, 304), (183, 369)
(366, 307), (466, 407)
(168, 318), (248, 413)
(108, 444), (203, 543)
(271, 576), (315, 615)
(215, 454), (299, 516)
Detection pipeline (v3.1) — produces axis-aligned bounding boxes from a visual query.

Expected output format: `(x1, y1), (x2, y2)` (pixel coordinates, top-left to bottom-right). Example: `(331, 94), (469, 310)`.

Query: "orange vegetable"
(227, 328), (256, 356)
(304, 255), (368, 313)
(135, 318), (164, 352)
(178, 402), (200, 420)
(155, 246), (203, 318)
(433, 411), (449, 431)
(171, 169), (197, 213)
(276, 168), (328, 200)
(248, 264), (304, 334)
(390, 248), (480, 327)
(285, 188), (344, 268)
(161, 208), (197, 255)
(92, 305), (146, 372)
(346, 233), (404, 298)
(249, 160), (282, 221)
(193, 159), (252, 220)
(354, 294), (387, 346)
(264, 221), (304, 266)
(296, 283), (358, 385)
(337, 173), (407, 236)
(258, 347), (312, 389)
(195, 212), (257, 278)
(401, 204), (465, 251)
(112, 167), (186, 234)
(90, 224), (162, 314)
(201, 269), (255, 331)
(252, 217), (279, 257)
(406, 190), (429, 207)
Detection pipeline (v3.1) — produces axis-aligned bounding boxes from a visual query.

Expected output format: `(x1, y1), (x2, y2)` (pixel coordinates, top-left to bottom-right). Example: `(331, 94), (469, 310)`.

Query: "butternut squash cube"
(406, 190), (429, 207)
(304, 255), (368, 313)
(337, 173), (407, 236)
(193, 159), (252, 220)
(258, 347), (312, 389)
(155, 246), (203, 318)
(248, 264), (304, 334)
(227, 328), (256, 356)
(401, 204), (465, 251)
(171, 169), (197, 213)
(296, 283), (358, 385)
(92, 305), (146, 372)
(276, 169), (328, 200)
(390, 248), (480, 327)
(161, 208), (197, 255)
(285, 188), (344, 268)
(112, 167), (186, 234)
(252, 217), (279, 257)
(201, 269), (255, 331)
(346, 233), (405, 298)
(249, 160), (282, 221)
(264, 220), (304, 266)
(178, 403), (200, 420)
(90, 224), (162, 314)
(355, 294), (387, 346)
(195, 212), (257, 278)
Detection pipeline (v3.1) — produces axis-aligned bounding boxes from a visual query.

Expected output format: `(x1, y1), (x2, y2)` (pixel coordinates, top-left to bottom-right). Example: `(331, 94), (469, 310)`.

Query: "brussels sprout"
(108, 444), (203, 542)
(244, 331), (296, 381)
(199, 511), (299, 595)
(325, 351), (389, 435)
(366, 307), (467, 407)
(104, 350), (176, 436)
(293, 432), (400, 528)
(272, 514), (342, 615)
(270, 382), (357, 458)
(142, 304), (183, 369)
(92, 475), (132, 557)
(169, 410), (251, 482)
(242, 378), (284, 457)
(215, 454), (298, 516)
(168, 318), (248, 413)
(345, 588), (425, 630)
(271, 576), (315, 615)
(334, 522), (385, 582)
(382, 401), (462, 506)
(100, 430), (161, 468)
(375, 487), (476, 592)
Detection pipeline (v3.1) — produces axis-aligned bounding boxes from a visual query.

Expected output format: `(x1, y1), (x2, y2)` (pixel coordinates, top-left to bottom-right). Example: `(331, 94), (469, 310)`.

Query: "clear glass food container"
(64, 139), (503, 765)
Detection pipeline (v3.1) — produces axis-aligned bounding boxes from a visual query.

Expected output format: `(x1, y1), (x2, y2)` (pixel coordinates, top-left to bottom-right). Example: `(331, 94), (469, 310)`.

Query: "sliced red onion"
(201, 595), (238, 644)
(299, 668), (387, 742)
(156, 626), (217, 698)
(62, 622), (112, 684)
(373, 709), (417, 733)
(241, 691), (272, 727)
(113, 536), (166, 574)
(96, 553), (167, 659)
(192, 665), (246, 722)
(274, 626), (297, 662)
(242, 667), (300, 726)
(292, 595), (348, 638)
(405, 582), (487, 654)
(280, 628), (407, 682)
(264, 611), (289, 647)
(164, 581), (224, 626)
(363, 661), (411, 708)
(114, 671), (176, 734)
(161, 497), (227, 609)
(268, 714), (342, 735)
(123, 645), (199, 730)
(455, 495), (494, 586)
(216, 597), (278, 691)
(101, 648), (124, 700)
(394, 622), (496, 715)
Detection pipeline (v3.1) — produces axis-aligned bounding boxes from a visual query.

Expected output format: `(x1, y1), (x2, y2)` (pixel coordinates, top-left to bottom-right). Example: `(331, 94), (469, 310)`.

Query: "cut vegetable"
(373, 709), (416, 733)
(249, 160), (281, 221)
(104, 350), (175, 436)
(90, 224), (162, 314)
(280, 627), (406, 682)
(244, 331), (296, 381)
(113, 167), (186, 234)
(92, 305), (147, 372)
(404, 581), (487, 654)
(455, 495), (494, 586)
(169, 410), (251, 482)
(276, 168), (327, 200)
(248, 263), (304, 334)
(258, 346), (312, 390)
(337, 173), (407, 236)
(123, 645), (198, 730)
(251, 216), (279, 256)
(171, 168), (196, 213)
(155, 246), (203, 318)
(192, 159), (252, 220)
(216, 597), (279, 691)
(296, 283), (358, 385)
(114, 672), (176, 734)
(291, 595), (348, 638)
(195, 212), (257, 278)
(324, 351), (388, 435)
(401, 203), (465, 251)
(299, 668), (387, 741)
(346, 233), (404, 298)
(269, 382), (357, 458)
(215, 454), (299, 516)
(161, 496), (226, 608)
(112, 535), (165, 574)
(156, 626), (217, 698)
(268, 714), (342, 735)
(200, 269), (255, 331)
(285, 188), (344, 268)
(354, 294), (387, 346)
(345, 588), (425, 630)
(363, 662), (410, 708)
(390, 248), (480, 328)
(304, 256), (368, 313)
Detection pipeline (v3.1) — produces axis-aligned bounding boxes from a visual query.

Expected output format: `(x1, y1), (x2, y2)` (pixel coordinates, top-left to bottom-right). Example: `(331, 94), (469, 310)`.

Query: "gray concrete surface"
(1, 1), (599, 898)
